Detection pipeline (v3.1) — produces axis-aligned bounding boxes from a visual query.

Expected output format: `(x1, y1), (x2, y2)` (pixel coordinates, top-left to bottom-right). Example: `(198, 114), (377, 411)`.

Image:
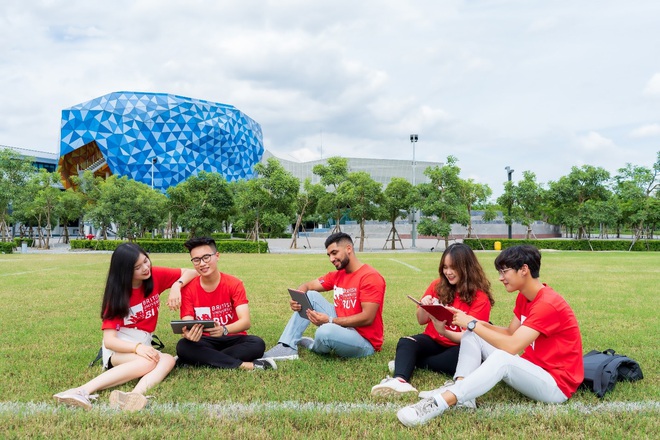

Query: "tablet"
(170, 320), (216, 334)
(288, 288), (314, 319)
(407, 295), (456, 322)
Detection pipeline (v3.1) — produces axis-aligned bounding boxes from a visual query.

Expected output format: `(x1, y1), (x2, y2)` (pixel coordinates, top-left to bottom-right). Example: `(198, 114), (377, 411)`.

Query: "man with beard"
(262, 232), (386, 361)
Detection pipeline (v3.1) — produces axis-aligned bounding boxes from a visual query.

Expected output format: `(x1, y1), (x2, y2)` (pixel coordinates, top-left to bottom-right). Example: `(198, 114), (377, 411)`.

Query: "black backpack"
(580, 349), (643, 398)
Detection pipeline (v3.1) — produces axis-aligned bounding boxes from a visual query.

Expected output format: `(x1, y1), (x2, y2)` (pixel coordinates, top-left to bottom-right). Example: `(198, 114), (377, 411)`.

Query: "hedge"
(13, 238), (34, 248)
(70, 239), (269, 253)
(463, 238), (660, 252)
(0, 242), (14, 254)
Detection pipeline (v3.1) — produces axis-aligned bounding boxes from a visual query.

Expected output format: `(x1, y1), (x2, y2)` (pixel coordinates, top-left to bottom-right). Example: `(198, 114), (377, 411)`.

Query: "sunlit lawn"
(0, 249), (658, 439)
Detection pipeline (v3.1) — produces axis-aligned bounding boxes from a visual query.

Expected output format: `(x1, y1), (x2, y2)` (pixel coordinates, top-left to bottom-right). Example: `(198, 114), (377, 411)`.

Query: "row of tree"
(1, 148), (658, 250)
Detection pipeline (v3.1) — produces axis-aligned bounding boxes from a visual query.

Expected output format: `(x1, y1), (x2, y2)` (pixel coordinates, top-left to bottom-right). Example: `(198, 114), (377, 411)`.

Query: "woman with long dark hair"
(371, 243), (494, 397)
(54, 243), (197, 411)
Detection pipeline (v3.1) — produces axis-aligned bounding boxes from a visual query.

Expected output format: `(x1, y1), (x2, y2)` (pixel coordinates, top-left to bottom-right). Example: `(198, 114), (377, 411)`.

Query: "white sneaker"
(388, 360), (395, 375)
(418, 379), (455, 399)
(418, 380), (476, 409)
(53, 388), (98, 410)
(397, 395), (449, 427)
(371, 376), (418, 397)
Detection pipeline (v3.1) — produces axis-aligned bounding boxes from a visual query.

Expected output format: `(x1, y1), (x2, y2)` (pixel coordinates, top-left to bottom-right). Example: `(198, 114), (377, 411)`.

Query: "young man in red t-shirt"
(176, 237), (275, 370)
(398, 245), (583, 427)
(262, 232), (386, 361)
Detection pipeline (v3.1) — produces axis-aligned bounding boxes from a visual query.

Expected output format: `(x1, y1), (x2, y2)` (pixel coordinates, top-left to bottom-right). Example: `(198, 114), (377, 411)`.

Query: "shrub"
(0, 242), (14, 254)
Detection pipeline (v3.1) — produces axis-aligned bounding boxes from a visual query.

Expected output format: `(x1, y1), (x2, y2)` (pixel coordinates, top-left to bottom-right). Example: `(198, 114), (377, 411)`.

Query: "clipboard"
(407, 295), (456, 322)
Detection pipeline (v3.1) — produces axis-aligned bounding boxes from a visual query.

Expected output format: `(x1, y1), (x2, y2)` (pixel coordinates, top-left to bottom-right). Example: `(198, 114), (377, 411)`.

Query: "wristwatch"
(222, 325), (229, 336)
(467, 320), (478, 332)
(328, 316), (334, 324)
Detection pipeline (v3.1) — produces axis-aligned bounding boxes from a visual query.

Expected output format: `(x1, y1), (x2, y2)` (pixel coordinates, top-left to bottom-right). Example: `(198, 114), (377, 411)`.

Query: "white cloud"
(575, 132), (616, 152)
(643, 73), (660, 96)
(630, 123), (660, 138)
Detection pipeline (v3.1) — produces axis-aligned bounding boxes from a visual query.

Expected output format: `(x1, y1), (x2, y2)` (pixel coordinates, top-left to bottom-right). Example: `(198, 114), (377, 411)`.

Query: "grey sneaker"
(297, 337), (314, 351)
(262, 343), (299, 361)
(109, 390), (149, 412)
(253, 358), (277, 370)
(397, 396), (449, 427)
(53, 388), (98, 410)
(418, 379), (455, 399)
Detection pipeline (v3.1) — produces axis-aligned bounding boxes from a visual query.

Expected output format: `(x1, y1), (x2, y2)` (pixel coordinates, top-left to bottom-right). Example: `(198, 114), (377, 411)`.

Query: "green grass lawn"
(0, 250), (658, 439)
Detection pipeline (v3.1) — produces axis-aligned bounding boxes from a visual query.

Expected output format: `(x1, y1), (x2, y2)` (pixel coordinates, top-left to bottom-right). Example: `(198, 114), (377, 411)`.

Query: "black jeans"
(176, 334), (266, 369)
(393, 333), (460, 382)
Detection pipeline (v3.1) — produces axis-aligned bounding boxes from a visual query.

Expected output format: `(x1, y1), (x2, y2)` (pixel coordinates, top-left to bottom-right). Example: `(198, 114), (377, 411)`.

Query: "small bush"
(0, 242), (15, 254)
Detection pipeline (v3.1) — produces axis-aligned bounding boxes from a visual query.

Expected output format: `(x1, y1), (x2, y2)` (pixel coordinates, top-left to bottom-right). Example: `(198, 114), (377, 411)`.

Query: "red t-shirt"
(421, 279), (492, 346)
(180, 272), (249, 336)
(318, 264), (386, 351)
(514, 285), (584, 398)
(101, 266), (182, 333)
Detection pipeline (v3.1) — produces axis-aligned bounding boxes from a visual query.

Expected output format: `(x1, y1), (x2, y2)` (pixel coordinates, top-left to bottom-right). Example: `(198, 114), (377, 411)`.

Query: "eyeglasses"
(497, 268), (515, 277)
(191, 253), (214, 265)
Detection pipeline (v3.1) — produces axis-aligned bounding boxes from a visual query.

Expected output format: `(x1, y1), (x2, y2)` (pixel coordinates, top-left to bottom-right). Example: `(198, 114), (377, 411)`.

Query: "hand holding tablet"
(170, 320), (215, 334)
(288, 288), (314, 319)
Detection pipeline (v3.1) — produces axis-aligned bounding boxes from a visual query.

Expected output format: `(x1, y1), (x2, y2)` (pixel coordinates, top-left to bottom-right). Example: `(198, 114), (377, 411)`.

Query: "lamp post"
(505, 166), (514, 239)
(410, 134), (418, 248)
(151, 158), (157, 189)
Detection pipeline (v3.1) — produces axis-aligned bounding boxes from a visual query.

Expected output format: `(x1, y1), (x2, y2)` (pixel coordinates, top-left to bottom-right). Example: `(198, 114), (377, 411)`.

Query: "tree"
(497, 171), (546, 239)
(0, 149), (33, 241)
(546, 165), (611, 238)
(418, 156), (468, 249)
(233, 158), (299, 240)
(290, 179), (326, 249)
(379, 177), (417, 250)
(336, 171), (383, 251)
(612, 152), (659, 242)
(312, 156), (349, 232)
(12, 171), (62, 249)
(91, 175), (168, 240)
(167, 171), (234, 237)
(55, 188), (86, 244)
(459, 179), (495, 238)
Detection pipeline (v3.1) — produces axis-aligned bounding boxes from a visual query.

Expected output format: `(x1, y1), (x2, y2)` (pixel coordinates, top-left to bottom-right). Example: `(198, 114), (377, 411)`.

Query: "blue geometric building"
(58, 91), (264, 192)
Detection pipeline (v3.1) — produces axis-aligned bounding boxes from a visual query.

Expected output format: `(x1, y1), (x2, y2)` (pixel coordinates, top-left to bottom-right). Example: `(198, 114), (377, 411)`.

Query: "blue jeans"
(278, 290), (375, 358)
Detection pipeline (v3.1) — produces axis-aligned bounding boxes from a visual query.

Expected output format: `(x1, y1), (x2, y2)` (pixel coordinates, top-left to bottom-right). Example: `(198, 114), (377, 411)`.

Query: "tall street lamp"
(151, 158), (158, 189)
(505, 166), (514, 239)
(410, 134), (418, 248)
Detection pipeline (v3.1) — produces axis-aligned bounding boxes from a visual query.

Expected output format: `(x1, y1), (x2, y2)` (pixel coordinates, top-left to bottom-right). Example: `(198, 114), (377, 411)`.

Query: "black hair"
(184, 236), (218, 252)
(324, 232), (353, 249)
(494, 245), (542, 278)
(101, 243), (153, 320)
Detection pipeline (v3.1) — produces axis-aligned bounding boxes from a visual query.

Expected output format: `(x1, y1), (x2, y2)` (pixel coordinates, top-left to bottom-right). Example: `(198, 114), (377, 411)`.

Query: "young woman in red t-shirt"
(54, 243), (196, 411)
(372, 243), (494, 397)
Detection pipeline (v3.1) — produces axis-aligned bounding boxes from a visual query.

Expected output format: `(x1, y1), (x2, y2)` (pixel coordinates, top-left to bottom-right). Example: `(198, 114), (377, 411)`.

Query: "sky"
(1, 0), (659, 197)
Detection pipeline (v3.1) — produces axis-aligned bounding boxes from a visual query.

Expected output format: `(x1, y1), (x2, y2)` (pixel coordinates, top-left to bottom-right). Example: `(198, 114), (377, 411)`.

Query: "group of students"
(54, 232), (584, 428)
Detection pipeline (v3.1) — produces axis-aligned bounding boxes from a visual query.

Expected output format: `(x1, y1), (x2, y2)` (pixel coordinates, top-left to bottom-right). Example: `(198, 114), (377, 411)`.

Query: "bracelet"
(134, 342), (142, 354)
